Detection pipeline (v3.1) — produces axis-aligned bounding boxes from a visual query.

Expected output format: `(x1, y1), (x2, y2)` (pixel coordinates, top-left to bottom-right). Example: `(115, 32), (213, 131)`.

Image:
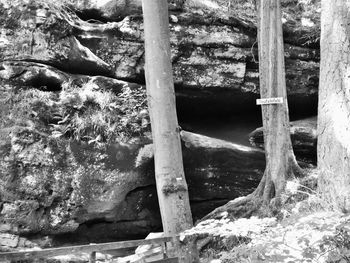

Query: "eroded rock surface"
(0, 0), (320, 117)
(249, 117), (317, 164)
(0, 0), (320, 248)
(0, 78), (265, 247)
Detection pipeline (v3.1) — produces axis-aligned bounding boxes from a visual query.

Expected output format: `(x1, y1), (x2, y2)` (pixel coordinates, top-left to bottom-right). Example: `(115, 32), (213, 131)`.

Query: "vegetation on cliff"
(2, 0), (350, 263)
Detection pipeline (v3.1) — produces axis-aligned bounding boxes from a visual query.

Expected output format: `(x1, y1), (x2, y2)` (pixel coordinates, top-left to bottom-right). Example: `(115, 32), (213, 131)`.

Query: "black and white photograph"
(0, 0), (348, 262)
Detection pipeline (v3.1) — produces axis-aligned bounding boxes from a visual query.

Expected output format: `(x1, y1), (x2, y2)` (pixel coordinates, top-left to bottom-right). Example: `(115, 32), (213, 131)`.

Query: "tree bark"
(202, 0), (305, 221)
(317, 0), (350, 211)
(255, 0), (303, 209)
(141, 1), (198, 262)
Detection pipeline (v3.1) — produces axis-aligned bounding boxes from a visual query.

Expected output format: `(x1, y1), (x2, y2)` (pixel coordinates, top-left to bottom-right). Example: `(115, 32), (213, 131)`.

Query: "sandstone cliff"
(0, 0), (320, 249)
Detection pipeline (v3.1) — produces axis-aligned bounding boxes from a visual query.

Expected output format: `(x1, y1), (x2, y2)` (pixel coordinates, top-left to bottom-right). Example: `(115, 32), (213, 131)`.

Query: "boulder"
(180, 131), (265, 204)
(0, 126), (265, 243)
(249, 117), (317, 164)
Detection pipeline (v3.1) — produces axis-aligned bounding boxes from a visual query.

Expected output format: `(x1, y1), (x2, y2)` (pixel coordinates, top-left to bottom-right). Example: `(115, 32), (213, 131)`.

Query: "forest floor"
(30, 203), (350, 263)
(193, 211), (350, 263)
(188, 190), (350, 263)
(8, 178), (350, 263)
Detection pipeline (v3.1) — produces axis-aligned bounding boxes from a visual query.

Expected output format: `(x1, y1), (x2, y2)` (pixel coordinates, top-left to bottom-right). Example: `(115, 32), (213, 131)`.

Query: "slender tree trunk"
(141, 1), (198, 262)
(255, 0), (303, 209)
(317, 0), (350, 211)
(202, 0), (304, 220)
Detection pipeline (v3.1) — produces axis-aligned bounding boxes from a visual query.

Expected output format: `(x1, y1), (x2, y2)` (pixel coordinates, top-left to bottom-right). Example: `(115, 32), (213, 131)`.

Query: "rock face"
(249, 117), (317, 164)
(0, 0), (320, 248)
(69, 0), (183, 21)
(0, 82), (265, 243)
(71, 0), (143, 21)
(0, 0), (320, 117)
(180, 131), (265, 203)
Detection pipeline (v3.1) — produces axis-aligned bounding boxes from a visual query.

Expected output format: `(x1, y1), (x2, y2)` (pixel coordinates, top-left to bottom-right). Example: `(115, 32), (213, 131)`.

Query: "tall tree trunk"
(202, 0), (303, 220)
(255, 0), (303, 209)
(141, 1), (198, 262)
(317, 0), (350, 211)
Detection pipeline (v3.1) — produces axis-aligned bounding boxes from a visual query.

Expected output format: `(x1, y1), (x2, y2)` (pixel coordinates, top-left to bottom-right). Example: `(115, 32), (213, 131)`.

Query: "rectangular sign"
(256, 97), (283, 105)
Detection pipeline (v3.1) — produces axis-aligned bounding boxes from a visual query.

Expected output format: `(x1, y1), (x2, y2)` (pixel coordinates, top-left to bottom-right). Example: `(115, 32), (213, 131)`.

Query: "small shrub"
(49, 81), (150, 144)
(1, 79), (150, 149)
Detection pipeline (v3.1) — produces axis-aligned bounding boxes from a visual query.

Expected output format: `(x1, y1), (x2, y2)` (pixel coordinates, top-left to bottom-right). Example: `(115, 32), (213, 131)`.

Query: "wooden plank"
(0, 237), (174, 261)
(103, 247), (135, 257)
(150, 257), (179, 263)
(118, 247), (163, 263)
(89, 251), (96, 263)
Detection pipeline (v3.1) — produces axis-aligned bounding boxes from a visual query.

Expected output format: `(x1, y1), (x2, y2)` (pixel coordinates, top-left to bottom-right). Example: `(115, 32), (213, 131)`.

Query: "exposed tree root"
(201, 194), (261, 221)
(200, 0), (311, 225)
(201, 160), (307, 221)
(201, 179), (264, 221)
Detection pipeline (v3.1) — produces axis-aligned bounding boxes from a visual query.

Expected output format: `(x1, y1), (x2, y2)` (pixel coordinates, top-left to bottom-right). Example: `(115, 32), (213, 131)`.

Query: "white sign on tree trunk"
(256, 97), (283, 105)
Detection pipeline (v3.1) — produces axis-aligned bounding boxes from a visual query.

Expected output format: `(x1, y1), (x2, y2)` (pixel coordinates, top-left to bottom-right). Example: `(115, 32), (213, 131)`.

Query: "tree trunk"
(249, 117), (317, 166)
(202, 0), (304, 220)
(255, 0), (303, 210)
(141, 1), (198, 262)
(317, 0), (350, 211)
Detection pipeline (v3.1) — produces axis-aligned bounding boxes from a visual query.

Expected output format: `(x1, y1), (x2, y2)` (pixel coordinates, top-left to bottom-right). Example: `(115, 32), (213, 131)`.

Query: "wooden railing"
(0, 236), (179, 263)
